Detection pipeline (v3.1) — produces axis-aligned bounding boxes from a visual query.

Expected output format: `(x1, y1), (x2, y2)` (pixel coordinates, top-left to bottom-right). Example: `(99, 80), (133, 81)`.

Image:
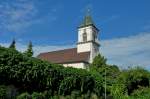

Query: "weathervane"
(86, 5), (91, 16)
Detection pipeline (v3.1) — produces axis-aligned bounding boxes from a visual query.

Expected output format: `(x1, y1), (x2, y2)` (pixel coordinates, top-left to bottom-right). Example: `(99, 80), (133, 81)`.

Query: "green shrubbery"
(117, 67), (150, 94)
(0, 85), (7, 98)
(130, 87), (150, 98)
(0, 46), (103, 98)
(0, 45), (150, 98)
(17, 92), (31, 99)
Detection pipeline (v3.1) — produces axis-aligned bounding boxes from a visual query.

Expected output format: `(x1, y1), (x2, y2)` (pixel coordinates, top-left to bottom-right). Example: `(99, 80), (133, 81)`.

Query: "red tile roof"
(37, 48), (90, 64)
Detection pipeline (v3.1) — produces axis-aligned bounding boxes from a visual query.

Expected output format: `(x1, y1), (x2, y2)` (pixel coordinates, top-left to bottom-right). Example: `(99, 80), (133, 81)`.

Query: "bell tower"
(77, 12), (100, 63)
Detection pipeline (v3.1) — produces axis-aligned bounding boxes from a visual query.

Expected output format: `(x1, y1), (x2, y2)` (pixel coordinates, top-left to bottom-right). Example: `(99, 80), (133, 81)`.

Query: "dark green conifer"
(9, 39), (16, 49)
(24, 41), (33, 57)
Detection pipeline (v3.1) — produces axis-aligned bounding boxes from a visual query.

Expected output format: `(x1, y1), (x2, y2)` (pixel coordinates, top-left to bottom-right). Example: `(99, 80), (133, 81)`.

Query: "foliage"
(0, 46), (103, 97)
(32, 92), (45, 99)
(91, 53), (107, 69)
(90, 54), (120, 97)
(24, 41), (33, 57)
(117, 67), (150, 95)
(90, 71), (103, 97)
(17, 92), (31, 99)
(0, 85), (7, 98)
(110, 84), (128, 99)
(0, 46), (150, 98)
(130, 87), (150, 99)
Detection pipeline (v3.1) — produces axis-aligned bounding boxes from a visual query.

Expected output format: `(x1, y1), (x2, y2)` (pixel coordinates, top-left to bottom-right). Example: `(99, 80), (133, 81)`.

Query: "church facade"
(37, 14), (100, 69)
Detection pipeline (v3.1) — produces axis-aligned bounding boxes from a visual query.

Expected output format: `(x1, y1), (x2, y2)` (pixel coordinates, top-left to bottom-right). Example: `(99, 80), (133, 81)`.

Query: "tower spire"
(79, 8), (95, 28)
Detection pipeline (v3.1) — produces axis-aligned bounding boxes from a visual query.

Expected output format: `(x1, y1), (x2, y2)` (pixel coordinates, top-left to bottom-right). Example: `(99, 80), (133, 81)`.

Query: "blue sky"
(0, 0), (150, 69)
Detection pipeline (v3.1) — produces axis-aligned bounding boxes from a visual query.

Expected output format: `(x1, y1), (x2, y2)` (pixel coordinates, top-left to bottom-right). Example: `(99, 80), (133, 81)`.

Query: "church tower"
(77, 13), (100, 63)
(38, 11), (101, 69)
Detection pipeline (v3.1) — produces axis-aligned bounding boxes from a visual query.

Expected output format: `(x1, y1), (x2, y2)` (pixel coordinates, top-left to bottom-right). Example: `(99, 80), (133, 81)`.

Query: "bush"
(117, 67), (150, 95)
(130, 87), (150, 99)
(110, 84), (128, 99)
(0, 46), (103, 97)
(17, 92), (31, 99)
(32, 92), (45, 99)
(0, 85), (7, 98)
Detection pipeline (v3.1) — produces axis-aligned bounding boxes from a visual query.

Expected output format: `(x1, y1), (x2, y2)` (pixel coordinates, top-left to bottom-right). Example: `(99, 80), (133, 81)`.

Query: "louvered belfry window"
(83, 32), (87, 42)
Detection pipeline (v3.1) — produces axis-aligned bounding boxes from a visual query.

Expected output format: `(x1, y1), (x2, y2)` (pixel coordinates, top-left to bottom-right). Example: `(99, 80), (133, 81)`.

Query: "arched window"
(83, 33), (87, 42)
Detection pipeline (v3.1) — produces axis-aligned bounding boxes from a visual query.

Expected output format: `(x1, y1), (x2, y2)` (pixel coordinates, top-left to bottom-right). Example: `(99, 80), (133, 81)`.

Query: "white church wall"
(63, 62), (88, 69)
(77, 42), (91, 53)
(89, 43), (100, 63)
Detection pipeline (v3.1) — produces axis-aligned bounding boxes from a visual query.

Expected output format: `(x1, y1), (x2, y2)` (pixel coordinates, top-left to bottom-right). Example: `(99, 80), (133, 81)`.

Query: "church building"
(37, 14), (100, 69)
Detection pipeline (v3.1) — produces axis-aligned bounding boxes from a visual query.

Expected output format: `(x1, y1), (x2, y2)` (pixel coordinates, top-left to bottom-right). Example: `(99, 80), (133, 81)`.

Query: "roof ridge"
(38, 48), (76, 55)
(37, 48), (90, 64)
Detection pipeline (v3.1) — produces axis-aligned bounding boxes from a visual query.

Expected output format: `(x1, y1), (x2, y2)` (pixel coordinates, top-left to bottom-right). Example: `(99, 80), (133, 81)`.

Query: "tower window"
(83, 33), (87, 42)
(93, 32), (97, 41)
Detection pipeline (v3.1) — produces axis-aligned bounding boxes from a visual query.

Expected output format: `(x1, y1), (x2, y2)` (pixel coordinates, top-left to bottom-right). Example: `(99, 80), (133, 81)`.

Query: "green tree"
(91, 53), (107, 69)
(24, 41), (33, 57)
(9, 39), (16, 49)
(90, 53), (120, 97)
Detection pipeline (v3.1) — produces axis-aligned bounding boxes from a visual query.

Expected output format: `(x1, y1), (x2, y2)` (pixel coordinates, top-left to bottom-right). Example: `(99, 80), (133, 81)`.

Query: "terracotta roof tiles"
(37, 48), (90, 64)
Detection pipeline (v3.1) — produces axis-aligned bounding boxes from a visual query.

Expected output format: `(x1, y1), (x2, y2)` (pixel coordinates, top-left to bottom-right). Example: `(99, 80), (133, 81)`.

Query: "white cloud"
(100, 32), (150, 69)
(0, 0), (37, 33)
(0, 32), (150, 69)
(0, 0), (59, 33)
